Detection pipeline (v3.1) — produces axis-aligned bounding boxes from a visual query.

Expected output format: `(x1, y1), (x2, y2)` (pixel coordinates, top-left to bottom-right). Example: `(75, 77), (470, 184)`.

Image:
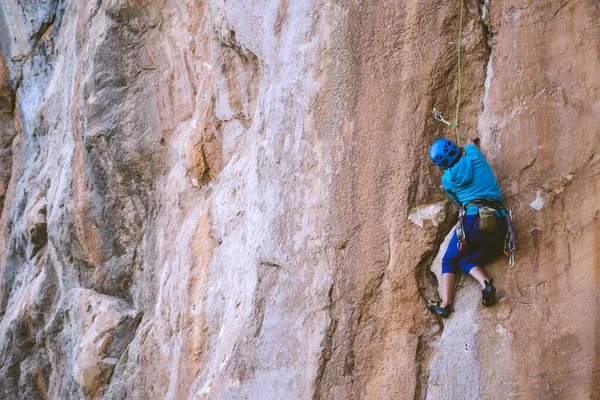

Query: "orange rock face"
(0, 0), (598, 399)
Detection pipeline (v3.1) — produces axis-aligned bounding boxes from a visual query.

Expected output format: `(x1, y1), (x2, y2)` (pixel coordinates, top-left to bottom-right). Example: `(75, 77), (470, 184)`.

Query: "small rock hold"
(530, 227), (542, 237)
(408, 203), (446, 228)
(530, 197), (544, 211)
(29, 200), (48, 257)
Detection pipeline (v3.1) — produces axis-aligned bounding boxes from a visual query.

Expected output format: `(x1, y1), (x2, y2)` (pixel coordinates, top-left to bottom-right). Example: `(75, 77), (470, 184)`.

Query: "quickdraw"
(504, 210), (516, 267)
(456, 207), (467, 250)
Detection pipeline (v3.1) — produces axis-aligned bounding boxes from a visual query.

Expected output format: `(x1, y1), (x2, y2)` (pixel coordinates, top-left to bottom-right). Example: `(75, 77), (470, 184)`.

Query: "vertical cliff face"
(0, 1), (598, 399)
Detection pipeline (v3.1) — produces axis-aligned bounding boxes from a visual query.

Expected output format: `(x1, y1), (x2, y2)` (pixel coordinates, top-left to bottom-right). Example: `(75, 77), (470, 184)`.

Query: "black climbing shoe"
(482, 279), (496, 307)
(427, 300), (451, 318)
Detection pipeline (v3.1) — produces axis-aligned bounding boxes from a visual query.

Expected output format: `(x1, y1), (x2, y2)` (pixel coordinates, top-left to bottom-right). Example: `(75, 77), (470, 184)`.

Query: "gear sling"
(456, 199), (516, 267)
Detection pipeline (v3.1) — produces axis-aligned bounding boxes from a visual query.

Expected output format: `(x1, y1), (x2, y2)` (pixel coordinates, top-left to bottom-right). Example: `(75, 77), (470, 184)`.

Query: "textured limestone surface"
(0, 0), (599, 399)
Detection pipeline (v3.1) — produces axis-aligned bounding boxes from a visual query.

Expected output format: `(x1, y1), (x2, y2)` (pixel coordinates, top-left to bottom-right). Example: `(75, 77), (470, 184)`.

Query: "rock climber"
(426, 137), (508, 318)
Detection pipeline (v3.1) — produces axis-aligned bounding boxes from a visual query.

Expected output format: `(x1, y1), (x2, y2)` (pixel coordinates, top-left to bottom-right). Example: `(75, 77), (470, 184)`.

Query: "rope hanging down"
(432, 0), (465, 147)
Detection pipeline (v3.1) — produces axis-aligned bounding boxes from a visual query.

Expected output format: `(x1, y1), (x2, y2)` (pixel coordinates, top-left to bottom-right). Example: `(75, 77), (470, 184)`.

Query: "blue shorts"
(442, 214), (508, 274)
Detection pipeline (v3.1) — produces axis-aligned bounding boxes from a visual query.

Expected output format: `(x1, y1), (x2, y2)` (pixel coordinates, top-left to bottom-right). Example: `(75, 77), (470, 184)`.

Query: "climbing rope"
(432, 0), (465, 147)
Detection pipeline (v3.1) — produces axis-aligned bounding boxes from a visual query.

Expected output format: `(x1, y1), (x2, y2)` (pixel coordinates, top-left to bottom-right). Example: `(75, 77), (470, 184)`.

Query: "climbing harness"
(432, 0), (465, 147)
(455, 199), (516, 268)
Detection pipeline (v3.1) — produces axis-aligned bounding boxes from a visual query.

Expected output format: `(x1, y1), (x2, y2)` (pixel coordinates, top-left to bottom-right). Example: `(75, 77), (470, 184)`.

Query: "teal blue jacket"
(442, 144), (503, 215)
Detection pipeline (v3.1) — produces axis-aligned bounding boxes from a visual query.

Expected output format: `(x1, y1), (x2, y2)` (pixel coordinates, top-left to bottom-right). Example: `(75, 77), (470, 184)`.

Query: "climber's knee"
(459, 260), (477, 274)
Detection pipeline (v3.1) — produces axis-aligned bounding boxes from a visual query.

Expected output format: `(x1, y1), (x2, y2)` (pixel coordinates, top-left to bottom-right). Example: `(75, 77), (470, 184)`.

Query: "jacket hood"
(447, 153), (474, 187)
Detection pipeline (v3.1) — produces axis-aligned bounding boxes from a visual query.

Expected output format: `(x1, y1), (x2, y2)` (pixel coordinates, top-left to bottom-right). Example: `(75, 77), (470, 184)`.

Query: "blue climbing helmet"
(429, 138), (461, 170)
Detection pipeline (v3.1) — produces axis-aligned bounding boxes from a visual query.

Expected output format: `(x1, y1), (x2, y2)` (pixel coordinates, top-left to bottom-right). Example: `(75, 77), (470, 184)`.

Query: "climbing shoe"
(482, 279), (496, 307)
(427, 300), (451, 318)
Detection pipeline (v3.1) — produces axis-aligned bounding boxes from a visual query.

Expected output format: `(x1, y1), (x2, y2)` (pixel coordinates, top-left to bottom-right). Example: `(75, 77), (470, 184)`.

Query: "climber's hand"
(470, 137), (481, 147)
